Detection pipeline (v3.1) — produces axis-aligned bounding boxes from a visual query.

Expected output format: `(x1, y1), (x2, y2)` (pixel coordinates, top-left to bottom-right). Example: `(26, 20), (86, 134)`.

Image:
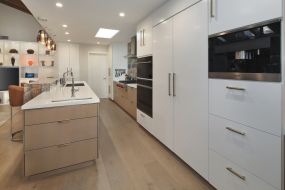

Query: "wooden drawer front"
(209, 150), (278, 190)
(25, 117), (98, 151)
(25, 139), (97, 176)
(209, 79), (282, 136)
(25, 104), (98, 125)
(209, 115), (281, 189)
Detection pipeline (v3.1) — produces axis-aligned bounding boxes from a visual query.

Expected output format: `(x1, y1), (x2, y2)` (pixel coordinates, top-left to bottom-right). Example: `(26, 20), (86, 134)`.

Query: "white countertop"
(22, 81), (100, 110)
(127, 84), (137, 89)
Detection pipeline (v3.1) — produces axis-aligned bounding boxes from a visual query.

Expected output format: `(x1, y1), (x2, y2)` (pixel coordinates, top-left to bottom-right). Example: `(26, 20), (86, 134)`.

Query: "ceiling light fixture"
(119, 12), (125, 17)
(95, 28), (119, 39)
(62, 24), (68, 28)
(56, 2), (63, 8)
(67, 39), (71, 42)
(97, 42), (100, 45)
(65, 32), (70, 35)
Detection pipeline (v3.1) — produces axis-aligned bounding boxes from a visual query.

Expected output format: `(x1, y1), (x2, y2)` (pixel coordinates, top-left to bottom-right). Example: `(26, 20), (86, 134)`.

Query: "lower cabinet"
(24, 104), (99, 176)
(113, 82), (137, 119)
(209, 150), (277, 190)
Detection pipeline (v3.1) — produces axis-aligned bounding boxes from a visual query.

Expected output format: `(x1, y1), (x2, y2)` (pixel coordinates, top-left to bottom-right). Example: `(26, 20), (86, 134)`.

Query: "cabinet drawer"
(209, 79), (282, 136)
(209, 150), (278, 190)
(25, 117), (98, 151)
(25, 104), (98, 125)
(209, 115), (281, 189)
(137, 109), (152, 133)
(25, 138), (97, 176)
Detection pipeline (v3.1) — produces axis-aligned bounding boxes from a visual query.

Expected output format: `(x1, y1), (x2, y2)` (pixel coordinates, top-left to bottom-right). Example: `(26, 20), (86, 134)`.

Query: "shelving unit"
(0, 40), (58, 83)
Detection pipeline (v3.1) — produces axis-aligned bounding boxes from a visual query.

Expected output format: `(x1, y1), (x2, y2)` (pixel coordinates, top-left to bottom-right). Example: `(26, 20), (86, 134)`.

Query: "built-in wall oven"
(209, 20), (281, 82)
(137, 56), (152, 117)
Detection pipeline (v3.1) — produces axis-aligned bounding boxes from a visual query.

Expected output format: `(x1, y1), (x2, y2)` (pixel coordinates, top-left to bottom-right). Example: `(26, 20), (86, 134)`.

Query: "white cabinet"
(209, 79), (282, 136)
(137, 16), (152, 58)
(209, 0), (282, 35)
(172, 1), (208, 179)
(57, 43), (80, 79)
(209, 150), (278, 190)
(153, 0), (209, 179)
(153, 18), (174, 150)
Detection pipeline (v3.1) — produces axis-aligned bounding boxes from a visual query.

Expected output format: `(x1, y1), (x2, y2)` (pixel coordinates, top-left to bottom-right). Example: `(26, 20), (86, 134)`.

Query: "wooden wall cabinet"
(113, 82), (137, 119)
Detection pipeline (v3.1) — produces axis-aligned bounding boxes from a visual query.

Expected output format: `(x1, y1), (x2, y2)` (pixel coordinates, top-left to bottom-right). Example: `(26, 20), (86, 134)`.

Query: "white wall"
(111, 43), (128, 82)
(0, 3), (42, 42)
(79, 44), (108, 82)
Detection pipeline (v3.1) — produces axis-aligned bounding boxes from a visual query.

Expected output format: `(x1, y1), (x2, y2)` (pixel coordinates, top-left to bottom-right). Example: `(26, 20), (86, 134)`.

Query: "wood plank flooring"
(0, 99), (215, 190)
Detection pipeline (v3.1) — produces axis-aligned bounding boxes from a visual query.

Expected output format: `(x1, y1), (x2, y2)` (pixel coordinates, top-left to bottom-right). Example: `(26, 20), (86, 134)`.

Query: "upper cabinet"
(137, 16), (153, 58)
(209, 0), (282, 35)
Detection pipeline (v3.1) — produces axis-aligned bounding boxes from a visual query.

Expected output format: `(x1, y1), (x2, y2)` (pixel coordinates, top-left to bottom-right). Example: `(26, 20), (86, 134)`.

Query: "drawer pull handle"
(226, 86), (246, 91)
(57, 143), (70, 148)
(226, 127), (246, 136)
(226, 167), (246, 181)
(57, 120), (70, 124)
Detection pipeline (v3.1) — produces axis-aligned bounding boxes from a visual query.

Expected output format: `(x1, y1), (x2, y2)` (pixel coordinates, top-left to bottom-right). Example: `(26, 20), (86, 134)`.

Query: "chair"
(8, 85), (24, 141)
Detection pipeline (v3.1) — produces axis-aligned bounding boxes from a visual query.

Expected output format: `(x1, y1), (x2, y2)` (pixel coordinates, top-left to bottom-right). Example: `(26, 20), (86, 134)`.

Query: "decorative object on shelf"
(41, 60), (45, 66)
(28, 60), (33, 66)
(11, 57), (15, 66)
(115, 69), (126, 77)
(51, 61), (55, 67)
(27, 49), (34, 55)
(9, 49), (18, 54)
(25, 73), (35, 78)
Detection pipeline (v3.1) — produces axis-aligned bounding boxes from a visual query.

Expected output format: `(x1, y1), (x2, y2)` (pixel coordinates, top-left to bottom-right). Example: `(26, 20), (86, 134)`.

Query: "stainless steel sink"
(65, 83), (85, 87)
(51, 97), (92, 103)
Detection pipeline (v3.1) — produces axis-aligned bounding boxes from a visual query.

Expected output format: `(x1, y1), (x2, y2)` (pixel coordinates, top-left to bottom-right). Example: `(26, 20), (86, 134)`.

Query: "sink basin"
(119, 80), (137, 84)
(51, 97), (92, 103)
(66, 83), (85, 87)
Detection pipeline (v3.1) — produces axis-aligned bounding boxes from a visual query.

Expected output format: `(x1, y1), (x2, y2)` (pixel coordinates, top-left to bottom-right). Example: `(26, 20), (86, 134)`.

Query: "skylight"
(95, 28), (119, 39)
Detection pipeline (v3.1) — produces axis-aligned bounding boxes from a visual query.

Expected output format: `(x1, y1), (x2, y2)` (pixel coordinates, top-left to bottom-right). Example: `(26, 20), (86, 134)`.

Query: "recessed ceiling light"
(95, 28), (119, 39)
(62, 24), (68, 28)
(119, 12), (125, 17)
(67, 39), (71, 42)
(65, 32), (70, 35)
(56, 2), (63, 8)
(97, 42), (100, 45)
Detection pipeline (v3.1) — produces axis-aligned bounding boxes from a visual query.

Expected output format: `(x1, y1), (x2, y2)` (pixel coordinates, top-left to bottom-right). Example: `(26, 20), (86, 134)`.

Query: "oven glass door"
(137, 84), (152, 118)
(137, 56), (152, 79)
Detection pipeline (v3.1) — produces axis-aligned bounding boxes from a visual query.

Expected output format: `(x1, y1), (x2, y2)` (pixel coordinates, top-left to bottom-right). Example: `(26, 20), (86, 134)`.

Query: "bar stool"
(8, 85), (24, 142)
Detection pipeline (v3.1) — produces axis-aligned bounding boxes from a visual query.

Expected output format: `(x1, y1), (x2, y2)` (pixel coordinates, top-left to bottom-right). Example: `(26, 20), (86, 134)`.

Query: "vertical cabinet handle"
(168, 73), (172, 96)
(142, 29), (145, 46)
(210, 0), (216, 18)
(140, 30), (143, 46)
(173, 73), (176, 97)
(226, 167), (246, 181)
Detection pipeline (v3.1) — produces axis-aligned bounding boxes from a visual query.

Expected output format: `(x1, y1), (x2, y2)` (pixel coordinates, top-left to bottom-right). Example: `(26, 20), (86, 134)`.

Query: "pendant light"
(46, 37), (52, 50)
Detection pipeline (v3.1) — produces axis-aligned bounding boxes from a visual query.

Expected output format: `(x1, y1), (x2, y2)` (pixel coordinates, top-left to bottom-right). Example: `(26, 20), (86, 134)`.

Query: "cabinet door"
(153, 19), (174, 149)
(173, 1), (209, 179)
(137, 16), (153, 58)
(209, 0), (282, 35)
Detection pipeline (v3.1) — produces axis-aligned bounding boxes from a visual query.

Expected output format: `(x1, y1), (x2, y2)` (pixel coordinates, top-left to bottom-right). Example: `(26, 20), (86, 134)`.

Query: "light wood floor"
(0, 99), (215, 190)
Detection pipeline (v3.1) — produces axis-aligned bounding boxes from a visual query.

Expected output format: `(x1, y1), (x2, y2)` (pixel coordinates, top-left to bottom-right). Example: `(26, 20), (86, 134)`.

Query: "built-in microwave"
(209, 20), (281, 82)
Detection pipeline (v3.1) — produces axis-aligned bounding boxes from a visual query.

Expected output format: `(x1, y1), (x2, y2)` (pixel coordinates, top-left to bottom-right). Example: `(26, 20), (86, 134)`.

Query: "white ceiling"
(21, 0), (168, 45)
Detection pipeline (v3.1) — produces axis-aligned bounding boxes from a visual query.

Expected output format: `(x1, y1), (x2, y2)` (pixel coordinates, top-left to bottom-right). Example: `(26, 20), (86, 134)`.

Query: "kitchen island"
(22, 81), (100, 177)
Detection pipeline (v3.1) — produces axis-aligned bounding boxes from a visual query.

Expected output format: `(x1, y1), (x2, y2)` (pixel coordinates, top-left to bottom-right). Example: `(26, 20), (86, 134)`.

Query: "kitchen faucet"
(61, 67), (79, 97)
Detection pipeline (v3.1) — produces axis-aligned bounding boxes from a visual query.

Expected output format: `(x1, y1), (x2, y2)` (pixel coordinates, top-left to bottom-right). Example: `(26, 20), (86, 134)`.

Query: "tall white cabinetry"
(153, 0), (209, 179)
(57, 43), (80, 79)
(137, 16), (153, 58)
(209, 0), (282, 35)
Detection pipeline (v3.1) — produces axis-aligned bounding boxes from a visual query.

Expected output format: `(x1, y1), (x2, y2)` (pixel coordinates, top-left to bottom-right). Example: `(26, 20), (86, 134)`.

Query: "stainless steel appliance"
(137, 56), (152, 117)
(209, 20), (281, 82)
